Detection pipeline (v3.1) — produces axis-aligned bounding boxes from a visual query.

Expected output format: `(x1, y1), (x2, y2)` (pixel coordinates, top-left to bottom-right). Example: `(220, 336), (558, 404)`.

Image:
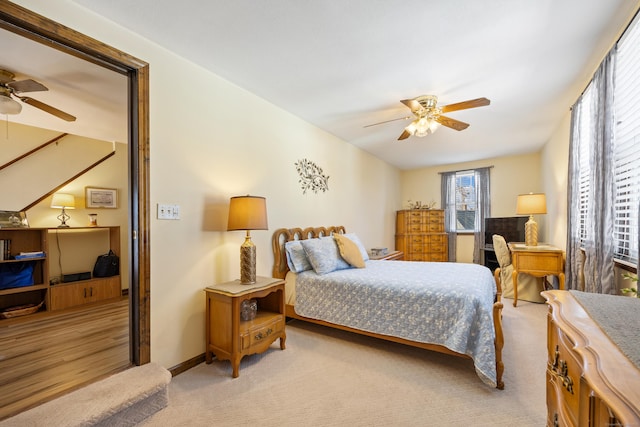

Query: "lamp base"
(57, 208), (71, 228)
(524, 215), (539, 246)
(239, 234), (256, 284)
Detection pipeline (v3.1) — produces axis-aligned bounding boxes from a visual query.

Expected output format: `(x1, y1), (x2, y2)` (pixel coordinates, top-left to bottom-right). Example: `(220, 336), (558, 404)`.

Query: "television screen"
(484, 216), (528, 248)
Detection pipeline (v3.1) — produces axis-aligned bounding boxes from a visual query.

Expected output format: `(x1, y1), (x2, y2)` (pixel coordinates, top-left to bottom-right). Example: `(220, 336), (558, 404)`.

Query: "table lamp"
(516, 193), (547, 246)
(227, 195), (268, 284)
(51, 193), (76, 228)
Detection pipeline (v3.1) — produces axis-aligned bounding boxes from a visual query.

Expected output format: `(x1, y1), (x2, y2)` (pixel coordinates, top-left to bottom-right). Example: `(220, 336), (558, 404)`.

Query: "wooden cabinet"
(47, 227), (121, 311)
(205, 277), (286, 378)
(50, 277), (120, 311)
(395, 209), (448, 262)
(0, 227), (121, 321)
(542, 290), (640, 426)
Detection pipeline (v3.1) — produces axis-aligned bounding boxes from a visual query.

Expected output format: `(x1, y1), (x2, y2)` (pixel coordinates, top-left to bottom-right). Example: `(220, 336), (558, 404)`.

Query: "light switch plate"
(157, 204), (180, 220)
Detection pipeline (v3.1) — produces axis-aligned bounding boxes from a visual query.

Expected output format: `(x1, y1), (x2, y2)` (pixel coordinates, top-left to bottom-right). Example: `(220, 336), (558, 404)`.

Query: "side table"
(369, 250), (404, 261)
(508, 243), (565, 307)
(205, 276), (286, 377)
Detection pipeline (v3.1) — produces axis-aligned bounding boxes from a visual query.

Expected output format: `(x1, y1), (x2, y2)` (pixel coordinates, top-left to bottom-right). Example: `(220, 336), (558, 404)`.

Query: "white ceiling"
(5, 1), (638, 169)
(0, 26), (128, 143)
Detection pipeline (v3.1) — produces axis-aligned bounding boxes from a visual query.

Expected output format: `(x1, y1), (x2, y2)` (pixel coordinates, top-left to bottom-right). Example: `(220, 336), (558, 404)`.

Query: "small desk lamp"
(51, 193), (76, 228)
(227, 195), (268, 284)
(516, 193), (547, 246)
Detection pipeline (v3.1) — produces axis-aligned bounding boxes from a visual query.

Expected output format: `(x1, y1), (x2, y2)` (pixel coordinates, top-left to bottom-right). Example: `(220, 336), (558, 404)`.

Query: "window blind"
(613, 13), (640, 265)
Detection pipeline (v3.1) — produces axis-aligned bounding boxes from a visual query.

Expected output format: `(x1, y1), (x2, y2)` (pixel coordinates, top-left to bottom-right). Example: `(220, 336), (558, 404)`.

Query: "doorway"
(0, 0), (150, 411)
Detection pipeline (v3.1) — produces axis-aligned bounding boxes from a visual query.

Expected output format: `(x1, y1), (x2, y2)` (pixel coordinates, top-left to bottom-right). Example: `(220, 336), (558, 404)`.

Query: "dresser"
(542, 290), (640, 427)
(395, 209), (448, 262)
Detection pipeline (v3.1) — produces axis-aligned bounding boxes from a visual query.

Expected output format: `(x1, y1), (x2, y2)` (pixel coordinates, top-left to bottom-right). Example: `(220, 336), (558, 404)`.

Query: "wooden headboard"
(271, 226), (346, 279)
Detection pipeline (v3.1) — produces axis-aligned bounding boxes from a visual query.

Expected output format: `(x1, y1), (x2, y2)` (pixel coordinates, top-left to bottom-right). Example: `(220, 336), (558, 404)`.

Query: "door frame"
(0, 1), (151, 364)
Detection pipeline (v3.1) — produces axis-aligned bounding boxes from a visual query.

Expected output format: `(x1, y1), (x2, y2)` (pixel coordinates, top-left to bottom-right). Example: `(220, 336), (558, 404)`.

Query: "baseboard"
(169, 353), (206, 377)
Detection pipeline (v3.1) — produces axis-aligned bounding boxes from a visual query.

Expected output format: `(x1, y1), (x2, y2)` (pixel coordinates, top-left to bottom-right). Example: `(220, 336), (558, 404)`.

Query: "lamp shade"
(227, 195), (268, 231)
(516, 193), (546, 215)
(51, 193), (76, 209)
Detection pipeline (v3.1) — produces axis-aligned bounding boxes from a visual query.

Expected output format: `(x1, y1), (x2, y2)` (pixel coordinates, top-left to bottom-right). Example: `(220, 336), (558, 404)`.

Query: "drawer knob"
(255, 328), (273, 341)
(551, 345), (574, 394)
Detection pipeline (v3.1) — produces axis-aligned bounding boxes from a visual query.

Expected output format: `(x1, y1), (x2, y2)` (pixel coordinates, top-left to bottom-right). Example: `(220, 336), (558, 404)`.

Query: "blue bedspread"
(294, 260), (498, 387)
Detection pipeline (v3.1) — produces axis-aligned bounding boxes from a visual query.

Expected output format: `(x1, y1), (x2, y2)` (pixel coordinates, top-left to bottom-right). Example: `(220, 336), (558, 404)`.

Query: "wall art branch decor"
(295, 159), (329, 194)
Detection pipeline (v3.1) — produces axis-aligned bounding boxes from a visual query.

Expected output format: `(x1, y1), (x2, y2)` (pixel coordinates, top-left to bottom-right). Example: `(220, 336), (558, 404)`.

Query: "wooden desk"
(508, 243), (564, 307)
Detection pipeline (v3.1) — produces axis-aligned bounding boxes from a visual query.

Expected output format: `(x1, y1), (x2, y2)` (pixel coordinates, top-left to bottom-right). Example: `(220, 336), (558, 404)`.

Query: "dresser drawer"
(547, 369), (577, 427)
(547, 320), (581, 423)
(425, 253), (447, 262)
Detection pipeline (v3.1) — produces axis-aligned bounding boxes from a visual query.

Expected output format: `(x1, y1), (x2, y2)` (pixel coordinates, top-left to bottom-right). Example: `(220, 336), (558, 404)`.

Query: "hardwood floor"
(0, 298), (130, 420)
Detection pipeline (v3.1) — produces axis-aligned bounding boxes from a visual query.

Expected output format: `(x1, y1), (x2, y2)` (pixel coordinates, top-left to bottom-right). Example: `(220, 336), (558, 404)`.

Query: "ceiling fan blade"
(16, 95), (76, 122)
(398, 129), (411, 140)
(436, 115), (469, 131)
(364, 116), (411, 128)
(400, 98), (422, 112)
(7, 79), (49, 93)
(440, 97), (490, 113)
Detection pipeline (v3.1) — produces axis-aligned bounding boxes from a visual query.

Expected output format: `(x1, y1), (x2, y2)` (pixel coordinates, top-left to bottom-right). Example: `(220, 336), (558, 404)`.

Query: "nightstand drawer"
(241, 315), (284, 350)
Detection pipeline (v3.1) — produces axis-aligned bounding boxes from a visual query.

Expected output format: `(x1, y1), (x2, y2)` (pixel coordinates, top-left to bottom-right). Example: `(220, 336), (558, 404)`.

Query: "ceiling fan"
(366, 95), (490, 140)
(0, 69), (76, 122)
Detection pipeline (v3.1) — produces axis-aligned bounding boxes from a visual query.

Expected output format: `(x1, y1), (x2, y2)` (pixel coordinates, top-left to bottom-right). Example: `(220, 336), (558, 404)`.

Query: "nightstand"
(205, 276), (286, 377)
(369, 250), (404, 261)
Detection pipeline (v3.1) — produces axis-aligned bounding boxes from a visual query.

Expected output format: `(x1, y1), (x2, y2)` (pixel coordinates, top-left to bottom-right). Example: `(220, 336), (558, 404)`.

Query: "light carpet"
(141, 300), (548, 426)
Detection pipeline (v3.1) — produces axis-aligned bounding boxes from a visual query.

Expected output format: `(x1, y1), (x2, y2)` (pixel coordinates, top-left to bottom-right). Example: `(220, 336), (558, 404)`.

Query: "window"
(455, 171), (476, 232)
(573, 12), (640, 267)
(612, 16), (640, 266)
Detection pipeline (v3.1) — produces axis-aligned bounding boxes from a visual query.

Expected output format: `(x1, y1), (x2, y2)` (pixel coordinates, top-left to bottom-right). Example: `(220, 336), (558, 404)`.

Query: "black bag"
(93, 250), (119, 277)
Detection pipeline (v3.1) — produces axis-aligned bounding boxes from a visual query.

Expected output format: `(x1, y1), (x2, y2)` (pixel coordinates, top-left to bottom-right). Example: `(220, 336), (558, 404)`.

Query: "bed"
(272, 226), (505, 389)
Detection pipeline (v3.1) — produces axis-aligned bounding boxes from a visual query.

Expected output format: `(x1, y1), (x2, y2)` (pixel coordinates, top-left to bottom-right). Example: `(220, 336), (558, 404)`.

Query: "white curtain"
(566, 50), (616, 294)
(440, 171), (457, 262)
(473, 167), (491, 265)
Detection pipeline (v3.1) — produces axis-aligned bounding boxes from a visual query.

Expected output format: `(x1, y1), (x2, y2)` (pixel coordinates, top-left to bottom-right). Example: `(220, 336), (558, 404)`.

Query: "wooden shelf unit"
(0, 227), (121, 321)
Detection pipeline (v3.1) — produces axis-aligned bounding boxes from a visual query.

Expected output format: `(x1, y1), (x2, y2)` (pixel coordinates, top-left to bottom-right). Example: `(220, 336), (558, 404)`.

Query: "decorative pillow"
(284, 240), (313, 273)
(300, 237), (350, 275)
(343, 233), (369, 261)
(334, 234), (365, 268)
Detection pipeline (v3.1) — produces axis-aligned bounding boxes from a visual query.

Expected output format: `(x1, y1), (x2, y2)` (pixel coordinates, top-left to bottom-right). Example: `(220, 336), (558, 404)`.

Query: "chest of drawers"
(395, 209), (448, 262)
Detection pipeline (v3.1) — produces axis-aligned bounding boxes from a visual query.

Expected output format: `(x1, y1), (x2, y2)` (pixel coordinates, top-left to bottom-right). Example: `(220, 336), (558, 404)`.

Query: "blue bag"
(0, 262), (35, 290)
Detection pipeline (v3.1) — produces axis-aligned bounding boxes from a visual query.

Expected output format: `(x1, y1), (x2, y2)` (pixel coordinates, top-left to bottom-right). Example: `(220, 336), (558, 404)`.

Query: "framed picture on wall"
(85, 187), (118, 209)
(0, 211), (29, 228)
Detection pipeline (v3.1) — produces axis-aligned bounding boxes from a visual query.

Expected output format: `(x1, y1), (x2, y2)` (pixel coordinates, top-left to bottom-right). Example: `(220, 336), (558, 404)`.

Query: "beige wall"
(540, 112), (570, 250)
(11, 0), (402, 368)
(401, 152), (542, 262)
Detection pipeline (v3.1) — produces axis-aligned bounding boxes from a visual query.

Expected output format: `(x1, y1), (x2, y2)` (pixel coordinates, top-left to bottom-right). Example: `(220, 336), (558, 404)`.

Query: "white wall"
(401, 152), (542, 263)
(11, 0), (402, 368)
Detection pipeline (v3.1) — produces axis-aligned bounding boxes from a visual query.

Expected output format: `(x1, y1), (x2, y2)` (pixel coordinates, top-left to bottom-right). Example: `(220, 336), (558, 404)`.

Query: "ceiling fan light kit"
(0, 87), (22, 115)
(365, 94), (490, 141)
